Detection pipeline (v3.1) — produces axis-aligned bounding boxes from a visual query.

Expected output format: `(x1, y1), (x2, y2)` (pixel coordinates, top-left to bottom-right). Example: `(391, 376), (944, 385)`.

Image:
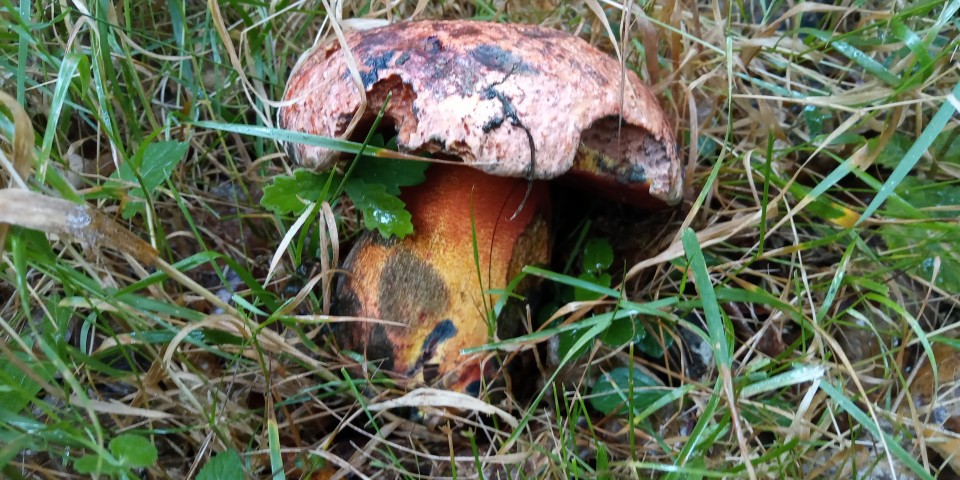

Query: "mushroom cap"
(280, 20), (683, 206)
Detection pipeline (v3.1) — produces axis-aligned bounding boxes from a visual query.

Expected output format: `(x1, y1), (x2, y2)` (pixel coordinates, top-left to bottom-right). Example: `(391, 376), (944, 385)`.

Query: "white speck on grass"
(65, 206), (98, 244)
(66, 206), (91, 230)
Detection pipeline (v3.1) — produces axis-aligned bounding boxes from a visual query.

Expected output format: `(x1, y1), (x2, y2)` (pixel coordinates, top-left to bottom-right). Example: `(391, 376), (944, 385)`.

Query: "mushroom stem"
(332, 164), (551, 394)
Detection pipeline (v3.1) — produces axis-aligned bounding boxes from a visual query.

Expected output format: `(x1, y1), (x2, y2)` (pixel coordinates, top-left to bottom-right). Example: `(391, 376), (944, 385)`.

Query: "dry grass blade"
(0, 91), (35, 249)
(0, 189), (158, 263)
(366, 387), (519, 429)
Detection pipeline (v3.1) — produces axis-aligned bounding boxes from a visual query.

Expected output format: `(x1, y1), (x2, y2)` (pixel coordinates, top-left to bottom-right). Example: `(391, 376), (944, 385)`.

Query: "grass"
(1, 0), (960, 478)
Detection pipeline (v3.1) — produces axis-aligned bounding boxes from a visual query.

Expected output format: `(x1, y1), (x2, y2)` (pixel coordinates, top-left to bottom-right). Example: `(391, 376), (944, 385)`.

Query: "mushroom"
(280, 20), (683, 394)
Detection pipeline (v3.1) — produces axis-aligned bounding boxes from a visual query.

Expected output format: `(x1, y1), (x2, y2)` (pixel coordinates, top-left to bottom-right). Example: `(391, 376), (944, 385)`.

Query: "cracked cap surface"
(280, 20), (683, 206)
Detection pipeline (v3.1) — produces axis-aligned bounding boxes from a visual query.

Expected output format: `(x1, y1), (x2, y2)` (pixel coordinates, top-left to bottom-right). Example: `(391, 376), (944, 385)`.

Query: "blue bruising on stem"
(420, 319), (457, 362)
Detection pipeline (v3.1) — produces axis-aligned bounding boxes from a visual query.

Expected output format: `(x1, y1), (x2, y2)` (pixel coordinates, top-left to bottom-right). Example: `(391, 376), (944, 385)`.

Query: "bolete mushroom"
(280, 20), (682, 395)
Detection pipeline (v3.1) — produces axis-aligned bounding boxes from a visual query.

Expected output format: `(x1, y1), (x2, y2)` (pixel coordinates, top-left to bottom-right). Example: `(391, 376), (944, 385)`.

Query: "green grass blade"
(801, 28), (901, 87)
(821, 381), (933, 480)
(194, 121), (414, 160)
(858, 81), (960, 223)
(681, 229), (730, 364)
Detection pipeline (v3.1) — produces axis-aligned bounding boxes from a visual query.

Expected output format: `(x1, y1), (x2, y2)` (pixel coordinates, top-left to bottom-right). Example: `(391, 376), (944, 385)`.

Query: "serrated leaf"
(873, 133), (913, 169)
(590, 367), (666, 416)
(260, 169), (339, 215)
(110, 433), (157, 468)
(344, 178), (414, 238)
(197, 450), (244, 480)
(896, 177), (960, 218)
(351, 153), (429, 195)
(880, 223), (960, 294)
(880, 222), (960, 294)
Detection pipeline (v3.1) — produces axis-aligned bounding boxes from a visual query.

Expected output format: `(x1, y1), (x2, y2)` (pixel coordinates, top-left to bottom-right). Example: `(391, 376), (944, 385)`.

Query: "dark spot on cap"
(360, 50), (397, 88)
(469, 44), (533, 73)
(619, 164), (648, 184)
(423, 35), (443, 53)
(430, 57), (450, 79)
(395, 52), (411, 66)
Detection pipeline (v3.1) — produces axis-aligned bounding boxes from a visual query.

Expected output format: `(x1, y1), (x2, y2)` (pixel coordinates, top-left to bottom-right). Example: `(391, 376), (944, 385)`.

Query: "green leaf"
(896, 177), (960, 218)
(574, 271), (611, 301)
(822, 381), (934, 480)
(590, 366), (665, 415)
(112, 140), (189, 219)
(118, 140), (189, 192)
(880, 221), (960, 294)
(0, 353), (54, 416)
(110, 433), (158, 468)
(556, 324), (592, 361)
(70, 434), (159, 474)
(682, 229), (730, 365)
(802, 106), (831, 137)
(344, 178), (414, 238)
(268, 419), (284, 480)
(40, 53), (85, 166)
(596, 442), (610, 479)
(581, 237), (614, 274)
(891, 19), (932, 83)
(599, 316), (643, 347)
(341, 147), (427, 238)
(859, 80), (960, 224)
(350, 156), (429, 195)
(932, 129), (960, 165)
(599, 316), (671, 358)
(260, 169), (338, 215)
(197, 450), (244, 480)
(873, 133), (914, 169)
(74, 454), (123, 475)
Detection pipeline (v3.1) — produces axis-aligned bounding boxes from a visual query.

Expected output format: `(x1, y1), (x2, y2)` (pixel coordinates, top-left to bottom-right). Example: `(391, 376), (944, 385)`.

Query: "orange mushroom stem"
(331, 164), (551, 394)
